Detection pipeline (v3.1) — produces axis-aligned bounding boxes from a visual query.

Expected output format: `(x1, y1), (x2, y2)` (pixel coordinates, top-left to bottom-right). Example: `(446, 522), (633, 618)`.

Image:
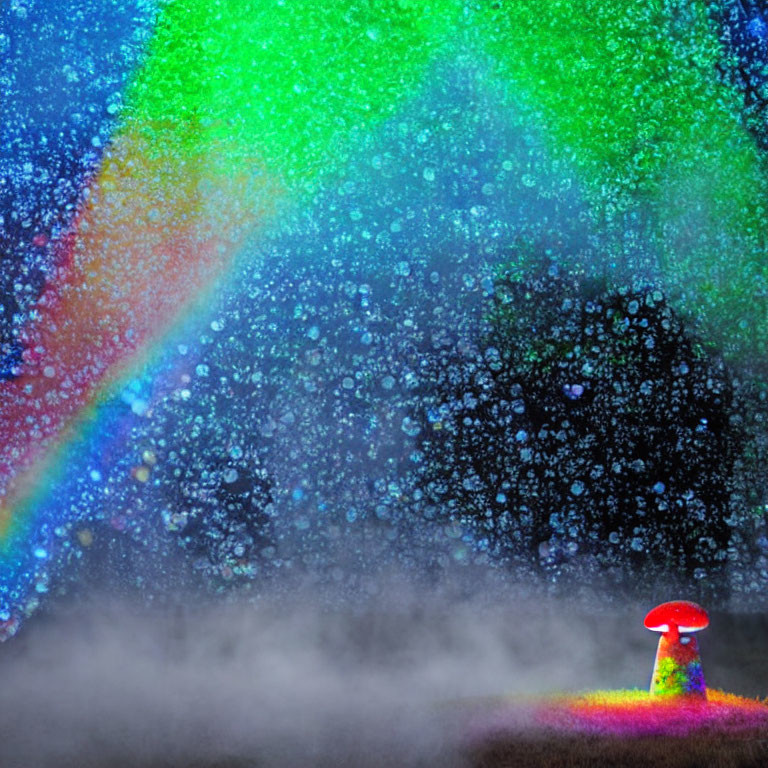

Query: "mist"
(6, 568), (762, 768)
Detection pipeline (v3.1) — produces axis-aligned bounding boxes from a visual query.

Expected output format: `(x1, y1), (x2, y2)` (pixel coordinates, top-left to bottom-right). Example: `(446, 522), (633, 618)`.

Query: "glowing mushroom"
(644, 600), (709, 699)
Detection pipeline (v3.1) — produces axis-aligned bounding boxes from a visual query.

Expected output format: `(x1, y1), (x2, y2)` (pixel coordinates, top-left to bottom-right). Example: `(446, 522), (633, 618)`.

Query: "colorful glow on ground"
(536, 689), (768, 737)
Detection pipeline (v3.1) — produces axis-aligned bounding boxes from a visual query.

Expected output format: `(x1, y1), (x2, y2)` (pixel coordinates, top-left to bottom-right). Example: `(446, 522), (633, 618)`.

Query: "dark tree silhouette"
(417, 266), (738, 593)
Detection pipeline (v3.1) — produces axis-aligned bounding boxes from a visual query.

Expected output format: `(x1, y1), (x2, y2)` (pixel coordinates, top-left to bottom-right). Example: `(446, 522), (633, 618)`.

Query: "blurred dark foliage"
(417, 265), (739, 595)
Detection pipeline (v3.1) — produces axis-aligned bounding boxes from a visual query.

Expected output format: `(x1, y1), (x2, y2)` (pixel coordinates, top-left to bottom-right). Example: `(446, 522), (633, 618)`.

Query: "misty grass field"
(38, 737), (768, 768)
(2, 596), (768, 768)
(33, 705), (768, 768)
(40, 737), (768, 768)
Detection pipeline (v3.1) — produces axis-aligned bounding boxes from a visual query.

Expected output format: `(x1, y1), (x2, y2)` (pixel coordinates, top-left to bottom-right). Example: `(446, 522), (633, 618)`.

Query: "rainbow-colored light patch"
(537, 689), (768, 737)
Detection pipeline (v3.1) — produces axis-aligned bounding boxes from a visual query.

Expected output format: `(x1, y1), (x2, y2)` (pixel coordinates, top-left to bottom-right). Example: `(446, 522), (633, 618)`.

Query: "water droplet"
(401, 416), (421, 437)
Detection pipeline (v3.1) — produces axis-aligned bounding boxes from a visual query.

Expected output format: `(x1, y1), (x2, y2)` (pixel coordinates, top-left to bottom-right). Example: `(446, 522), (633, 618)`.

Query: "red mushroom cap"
(644, 600), (709, 634)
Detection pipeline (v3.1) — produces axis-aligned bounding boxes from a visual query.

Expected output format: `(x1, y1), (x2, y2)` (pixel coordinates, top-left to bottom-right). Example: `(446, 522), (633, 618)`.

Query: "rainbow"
(2, 0), (767, 622)
(0, 0), (460, 620)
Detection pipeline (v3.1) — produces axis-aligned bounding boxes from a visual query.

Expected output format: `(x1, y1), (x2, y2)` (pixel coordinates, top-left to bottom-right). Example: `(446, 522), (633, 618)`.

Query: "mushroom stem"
(650, 629), (706, 699)
(664, 622), (680, 645)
